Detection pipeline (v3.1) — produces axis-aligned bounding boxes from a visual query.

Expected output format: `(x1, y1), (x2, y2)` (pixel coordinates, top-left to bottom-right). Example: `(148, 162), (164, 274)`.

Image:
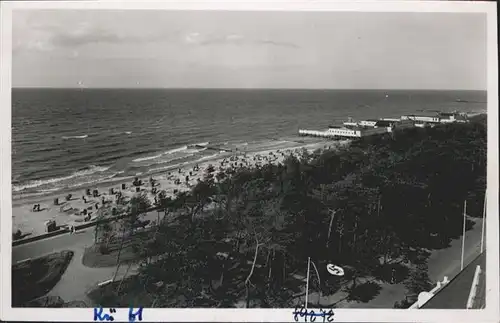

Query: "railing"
(408, 276), (450, 309)
(12, 206), (159, 247)
(466, 265), (482, 309)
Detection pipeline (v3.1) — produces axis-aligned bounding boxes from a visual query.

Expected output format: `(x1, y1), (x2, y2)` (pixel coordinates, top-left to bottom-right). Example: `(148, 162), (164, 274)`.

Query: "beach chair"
(45, 220), (57, 233)
(60, 204), (73, 213)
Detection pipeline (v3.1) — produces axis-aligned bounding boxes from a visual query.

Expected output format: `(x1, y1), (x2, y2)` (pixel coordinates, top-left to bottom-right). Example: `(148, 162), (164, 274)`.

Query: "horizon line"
(11, 87), (487, 92)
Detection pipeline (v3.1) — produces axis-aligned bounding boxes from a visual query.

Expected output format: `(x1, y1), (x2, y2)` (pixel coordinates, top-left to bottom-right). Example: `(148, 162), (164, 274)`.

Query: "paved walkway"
(342, 217), (484, 308)
(12, 210), (161, 306)
(427, 217), (483, 283)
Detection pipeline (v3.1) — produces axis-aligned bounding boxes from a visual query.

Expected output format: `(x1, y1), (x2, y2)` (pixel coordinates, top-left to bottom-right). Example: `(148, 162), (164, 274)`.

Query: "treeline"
(91, 116), (487, 308)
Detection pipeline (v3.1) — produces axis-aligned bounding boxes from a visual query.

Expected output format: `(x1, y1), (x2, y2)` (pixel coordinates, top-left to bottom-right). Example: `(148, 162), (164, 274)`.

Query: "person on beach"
(391, 268), (396, 284)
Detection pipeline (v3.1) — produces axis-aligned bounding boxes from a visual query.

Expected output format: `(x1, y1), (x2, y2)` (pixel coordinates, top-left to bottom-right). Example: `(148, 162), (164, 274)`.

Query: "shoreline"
(12, 139), (346, 237)
(12, 137), (322, 205)
(11, 111), (486, 238)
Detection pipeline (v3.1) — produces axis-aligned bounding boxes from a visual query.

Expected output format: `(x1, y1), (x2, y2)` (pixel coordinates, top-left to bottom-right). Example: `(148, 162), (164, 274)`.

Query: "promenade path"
(343, 217), (484, 308)
(12, 210), (161, 306)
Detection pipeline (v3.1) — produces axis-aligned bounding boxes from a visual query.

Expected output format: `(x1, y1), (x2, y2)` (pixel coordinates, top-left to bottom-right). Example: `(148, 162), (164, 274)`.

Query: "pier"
(298, 130), (338, 138)
(298, 111), (469, 139)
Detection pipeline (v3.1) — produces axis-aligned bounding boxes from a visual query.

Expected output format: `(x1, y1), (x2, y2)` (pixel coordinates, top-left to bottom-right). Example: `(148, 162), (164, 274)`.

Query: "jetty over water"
(299, 111), (470, 139)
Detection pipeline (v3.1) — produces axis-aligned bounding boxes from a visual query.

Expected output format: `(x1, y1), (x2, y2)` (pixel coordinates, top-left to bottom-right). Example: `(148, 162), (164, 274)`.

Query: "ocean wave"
(197, 153), (220, 162)
(111, 131), (133, 136)
(142, 153), (197, 167)
(66, 172), (124, 189)
(166, 145), (189, 154)
(132, 145), (188, 163)
(30, 146), (62, 154)
(66, 172), (131, 189)
(62, 134), (88, 140)
(12, 165), (110, 192)
(132, 145), (207, 163)
(148, 161), (190, 173)
(132, 153), (164, 163)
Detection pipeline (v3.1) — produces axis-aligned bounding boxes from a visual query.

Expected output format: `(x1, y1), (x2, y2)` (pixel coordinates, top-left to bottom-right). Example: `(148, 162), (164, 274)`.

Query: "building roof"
(375, 120), (393, 127)
(421, 253), (485, 309)
(403, 114), (439, 118)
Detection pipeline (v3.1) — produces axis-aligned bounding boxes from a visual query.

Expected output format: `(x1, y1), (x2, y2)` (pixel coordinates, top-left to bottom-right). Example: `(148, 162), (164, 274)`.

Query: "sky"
(12, 10), (487, 90)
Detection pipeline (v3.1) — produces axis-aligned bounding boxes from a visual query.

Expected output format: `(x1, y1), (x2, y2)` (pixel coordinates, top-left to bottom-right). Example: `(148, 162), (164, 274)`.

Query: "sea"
(11, 89), (486, 201)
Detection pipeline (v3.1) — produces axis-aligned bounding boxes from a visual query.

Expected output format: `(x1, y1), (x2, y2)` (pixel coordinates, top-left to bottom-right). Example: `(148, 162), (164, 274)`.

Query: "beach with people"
(12, 138), (347, 238)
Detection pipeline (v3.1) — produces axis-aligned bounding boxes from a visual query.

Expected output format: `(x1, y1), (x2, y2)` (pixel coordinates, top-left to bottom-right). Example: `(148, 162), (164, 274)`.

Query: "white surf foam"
(193, 141), (210, 147)
(165, 145), (189, 154)
(132, 153), (164, 163)
(62, 134), (88, 140)
(12, 165), (110, 192)
(132, 145), (206, 163)
(197, 153), (220, 162)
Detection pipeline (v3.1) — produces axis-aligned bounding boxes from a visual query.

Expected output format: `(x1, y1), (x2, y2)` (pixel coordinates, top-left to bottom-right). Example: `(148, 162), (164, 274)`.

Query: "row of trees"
(92, 116), (487, 308)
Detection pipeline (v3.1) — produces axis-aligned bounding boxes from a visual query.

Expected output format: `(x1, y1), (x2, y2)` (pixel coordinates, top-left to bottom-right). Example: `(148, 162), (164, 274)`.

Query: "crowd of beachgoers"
(12, 140), (349, 238)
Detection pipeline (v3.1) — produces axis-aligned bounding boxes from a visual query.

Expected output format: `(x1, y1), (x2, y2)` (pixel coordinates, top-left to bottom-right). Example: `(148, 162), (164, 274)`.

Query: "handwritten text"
(93, 307), (144, 323)
(293, 304), (334, 322)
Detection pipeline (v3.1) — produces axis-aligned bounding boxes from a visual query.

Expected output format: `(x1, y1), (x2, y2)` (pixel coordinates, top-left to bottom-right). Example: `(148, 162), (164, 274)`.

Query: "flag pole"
(461, 200), (467, 271)
(305, 257), (311, 309)
(481, 193), (486, 254)
(310, 259), (322, 305)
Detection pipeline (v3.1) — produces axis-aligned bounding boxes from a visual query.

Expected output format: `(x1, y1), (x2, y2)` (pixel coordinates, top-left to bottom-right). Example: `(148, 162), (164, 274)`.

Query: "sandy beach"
(12, 139), (348, 237)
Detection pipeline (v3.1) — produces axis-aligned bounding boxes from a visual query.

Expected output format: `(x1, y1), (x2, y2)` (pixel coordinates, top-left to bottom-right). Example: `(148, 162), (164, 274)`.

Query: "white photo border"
(0, 1), (498, 322)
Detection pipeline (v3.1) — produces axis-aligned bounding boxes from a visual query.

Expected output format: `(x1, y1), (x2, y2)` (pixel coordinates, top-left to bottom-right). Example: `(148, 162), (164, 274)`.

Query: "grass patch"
(82, 229), (155, 268)
(346, 281), (382, 303)
(87, 275), (155, 307)
(12, 250), (74, 306)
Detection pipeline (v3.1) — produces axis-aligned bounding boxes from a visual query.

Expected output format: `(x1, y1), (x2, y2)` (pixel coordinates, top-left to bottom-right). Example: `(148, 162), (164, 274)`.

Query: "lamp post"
(305, 257), (323, 308)
(305, 257), (311, 309)
(461, 200), (467, 271)
(481, 192), (486, 254)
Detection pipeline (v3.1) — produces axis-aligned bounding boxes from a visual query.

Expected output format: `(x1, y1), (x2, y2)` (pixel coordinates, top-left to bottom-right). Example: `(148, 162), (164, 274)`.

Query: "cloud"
(184, 32), (201, 44)
(50, 27), (124, 47)
(14, 19), (174, 54)
(255, 39), (300, 48)
(188, 32), (299, 48)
